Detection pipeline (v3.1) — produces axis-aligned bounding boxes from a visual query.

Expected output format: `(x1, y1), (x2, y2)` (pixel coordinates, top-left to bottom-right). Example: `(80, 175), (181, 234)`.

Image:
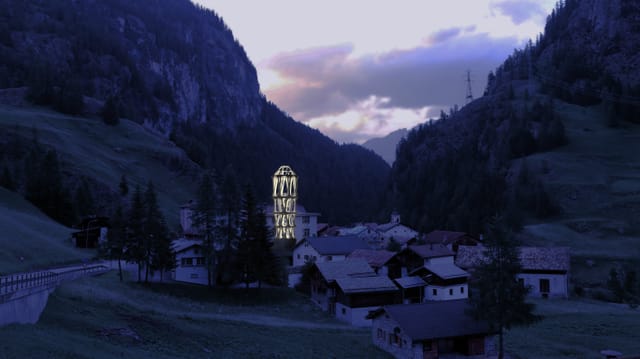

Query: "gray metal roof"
(296, 236), (371, 255)
(347, 249), (396, 268)
(369, 300), (492, 341)
(336, 275), (398, 294)
(394, 276), (427, 289)
(423, 262), (469, 280)
(315, 259), (375, 282)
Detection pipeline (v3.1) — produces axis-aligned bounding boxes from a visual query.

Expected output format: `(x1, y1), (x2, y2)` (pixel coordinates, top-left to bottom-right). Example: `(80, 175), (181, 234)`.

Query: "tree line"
(104, 178), (175, 282)
(190, 168), (284, 288)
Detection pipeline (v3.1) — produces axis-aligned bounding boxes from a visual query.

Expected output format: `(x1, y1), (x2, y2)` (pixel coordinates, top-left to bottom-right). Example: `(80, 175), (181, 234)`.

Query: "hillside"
(0, 104), (200, 229)
(0, 0), (391, 224)
(392, 0), (640, 288)
(0, 187), (85, 273)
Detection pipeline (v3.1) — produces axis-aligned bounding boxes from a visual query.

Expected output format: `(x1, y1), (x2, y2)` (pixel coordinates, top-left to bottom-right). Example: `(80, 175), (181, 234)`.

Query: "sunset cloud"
(263, 32), (519, 141)
(194, 0), (557, 142)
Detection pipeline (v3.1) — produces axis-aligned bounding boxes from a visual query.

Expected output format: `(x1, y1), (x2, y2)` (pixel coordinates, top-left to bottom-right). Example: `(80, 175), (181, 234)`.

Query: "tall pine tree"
(127, 185), (146, 282)
(467, 217), (539, 359)
(191, 171), (218, 287)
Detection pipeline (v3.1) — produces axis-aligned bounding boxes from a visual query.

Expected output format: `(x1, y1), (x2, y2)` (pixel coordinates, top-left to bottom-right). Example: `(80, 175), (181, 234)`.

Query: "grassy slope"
(0, 187), (86, 273)
(506, 298), (640, 358)
(0, 273), (391, 359)
(516, 98), (640, 287)
(0, 105), (198, 229)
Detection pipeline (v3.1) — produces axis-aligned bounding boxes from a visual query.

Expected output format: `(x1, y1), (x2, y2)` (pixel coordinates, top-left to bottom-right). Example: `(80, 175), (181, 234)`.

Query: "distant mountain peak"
(362, 128), (409, 165)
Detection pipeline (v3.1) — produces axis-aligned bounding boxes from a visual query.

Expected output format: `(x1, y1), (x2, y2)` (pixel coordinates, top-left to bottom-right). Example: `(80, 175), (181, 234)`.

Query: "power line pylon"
(465, 70), (473, 104)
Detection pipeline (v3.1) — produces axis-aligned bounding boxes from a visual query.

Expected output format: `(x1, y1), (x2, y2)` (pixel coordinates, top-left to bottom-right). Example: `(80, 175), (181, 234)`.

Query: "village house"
(347, 249), (400, 278)
(334, 274), (400, 326)
(309, 259), (375, 311)
(368, 300), (496, 359)
(265, 204), (320, 242)
(423, 230), (480, 253)
(291, 235), (371, 267)
(395, 244), (469, 302)
(456, 245), (571, 299)
(309, 259), (400, 326)
(378, 212), (419, 248)
(171, 238), (208, 285)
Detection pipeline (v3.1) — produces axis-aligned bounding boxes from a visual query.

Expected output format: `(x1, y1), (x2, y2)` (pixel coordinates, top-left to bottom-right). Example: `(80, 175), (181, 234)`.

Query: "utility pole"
(465, 70), (473, 104)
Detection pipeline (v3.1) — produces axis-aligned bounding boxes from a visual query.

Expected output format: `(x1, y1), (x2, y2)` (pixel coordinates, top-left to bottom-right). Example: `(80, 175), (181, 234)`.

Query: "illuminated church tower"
(272, 165), (297, 240)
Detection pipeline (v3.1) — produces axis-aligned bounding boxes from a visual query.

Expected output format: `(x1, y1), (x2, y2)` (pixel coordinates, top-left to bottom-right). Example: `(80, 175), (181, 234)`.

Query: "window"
(302, 216), (310, 224)
(297, 254), (301, 259)
(327, 256), (333, 261)
(304, 228), (310, 237)
(424, 340), (432, 351)
(460, 286), (465, 294)
(194, 248), (200, 255)
(196, 257), (205, 266)
(181, 258), (193, 266)
(377, 329), (385, 340)
(341, 308), (346, 315)
(518, 278), (525, 287)
(304, 255), (309, 261)
(540, 278), (550, 294)
(432, 288), (437, 296)
(449, 288), (453, 296)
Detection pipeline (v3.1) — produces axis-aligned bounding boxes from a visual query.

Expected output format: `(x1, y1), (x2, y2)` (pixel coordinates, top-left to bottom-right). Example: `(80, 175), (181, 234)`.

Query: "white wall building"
(266, 204), (319, 243)
(172, 239), (208, 285)
(456, 246), (571, 299)
(292, 236), (371, 267)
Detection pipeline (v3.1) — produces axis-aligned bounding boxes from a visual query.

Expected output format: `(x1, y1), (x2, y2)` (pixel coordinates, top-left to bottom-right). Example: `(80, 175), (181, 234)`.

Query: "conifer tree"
(468, 217), (539, 359)
(106, 203), (127, 281)
(119, 174), (129, 197)
(191, 171), (218, 287)
(142, 180), (171, 282)
(0, 165), (15, 191)
(127, 185), (146, 282)
(217, 166), (240, 285)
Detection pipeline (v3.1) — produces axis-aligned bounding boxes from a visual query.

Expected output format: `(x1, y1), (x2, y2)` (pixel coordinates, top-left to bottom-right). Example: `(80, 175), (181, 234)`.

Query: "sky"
(194, 0), (557, 143)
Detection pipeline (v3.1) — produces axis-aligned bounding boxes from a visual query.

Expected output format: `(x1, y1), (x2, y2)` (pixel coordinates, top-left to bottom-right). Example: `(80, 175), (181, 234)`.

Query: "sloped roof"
(424, 230), (471, 244)
(315, 259), (375, 282)
(336, 275), (398, 294)
(377, 222), (399, 232)
(340, 225), (369, 236)
(455, 245), (570, 272)
(519, 247), (571, 271)
(172, 239), (202, 253)
(455, 245), (485, 269)
(408, 244), (454, 259)
(347, 249), (396, 268)
(394, 276), (427, 289)
(295, 236), (371, 255)
(368, 300), (492, 341)
(422, 262), (469, 280)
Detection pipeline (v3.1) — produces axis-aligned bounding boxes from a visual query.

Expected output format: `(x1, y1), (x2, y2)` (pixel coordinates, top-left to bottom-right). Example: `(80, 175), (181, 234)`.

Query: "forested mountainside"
(393, 0), (640, 236)
(0, 0), (390, 225)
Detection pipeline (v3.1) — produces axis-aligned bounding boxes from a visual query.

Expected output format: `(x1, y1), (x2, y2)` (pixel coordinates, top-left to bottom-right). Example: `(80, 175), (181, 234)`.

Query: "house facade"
(423, 230), (480, 253)
(292, 236), (371, 267)
(172, 239), (208, 285)
(265, 204), (319, 243)
(368, 300), (496, 359)
(309, 259), (375, 312)
(456, 245), (571, 299)
(334, 275), (400, 326)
